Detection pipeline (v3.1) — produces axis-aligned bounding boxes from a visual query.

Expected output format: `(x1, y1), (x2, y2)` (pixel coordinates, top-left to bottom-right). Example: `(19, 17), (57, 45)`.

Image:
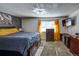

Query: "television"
(66, 20), (72, 26)
(71, 19), (76, 26)
(66, 18), (72, 26)
(66, 18), (76, 27)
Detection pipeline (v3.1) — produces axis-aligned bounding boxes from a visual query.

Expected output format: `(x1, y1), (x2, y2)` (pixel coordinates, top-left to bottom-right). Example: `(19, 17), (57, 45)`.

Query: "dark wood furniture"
(61, 33), (70, 48)
(69, 36), (79, 55)
(46, 29), (54, 41)
(62, 20), (66, 26)
(61, 33), (79, 55)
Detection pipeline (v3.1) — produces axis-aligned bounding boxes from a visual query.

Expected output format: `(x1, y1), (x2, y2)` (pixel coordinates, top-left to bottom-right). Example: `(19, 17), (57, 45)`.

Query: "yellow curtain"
(54, 18), (60, 41)
(38, 17), (42, 40)
(38, 18), (42, 33)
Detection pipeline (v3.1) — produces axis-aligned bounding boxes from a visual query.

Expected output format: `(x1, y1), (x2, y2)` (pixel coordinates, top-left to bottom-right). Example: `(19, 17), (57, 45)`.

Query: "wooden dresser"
(46, 29), (54, 41)
(61, 33), (79, 55)
(69, 36), (79, 55)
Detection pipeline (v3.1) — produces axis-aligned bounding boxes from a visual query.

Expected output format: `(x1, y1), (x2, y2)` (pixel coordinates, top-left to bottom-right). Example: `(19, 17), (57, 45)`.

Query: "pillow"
(0, 28), (19, 36)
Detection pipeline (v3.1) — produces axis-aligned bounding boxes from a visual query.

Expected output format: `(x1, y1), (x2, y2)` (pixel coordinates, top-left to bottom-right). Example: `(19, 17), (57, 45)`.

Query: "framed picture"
(0, 13), (12, 26)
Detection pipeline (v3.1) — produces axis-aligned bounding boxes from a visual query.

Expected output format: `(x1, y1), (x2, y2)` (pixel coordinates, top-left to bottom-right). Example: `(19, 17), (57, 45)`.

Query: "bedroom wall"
(59, 18), (68, 34)
(59, 10), (79, 35)
(66, 10), (79, 35)
(22, 17), (38, 32)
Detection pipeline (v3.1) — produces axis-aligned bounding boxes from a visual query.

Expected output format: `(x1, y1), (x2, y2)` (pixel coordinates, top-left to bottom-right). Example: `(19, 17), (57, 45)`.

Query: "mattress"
(0, 32), (40, 56)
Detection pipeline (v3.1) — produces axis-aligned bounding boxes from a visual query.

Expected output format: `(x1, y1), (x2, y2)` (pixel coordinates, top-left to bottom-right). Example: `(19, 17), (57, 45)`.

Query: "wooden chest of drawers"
(69, 37), (79, 55)
(46, 29), (54, 41)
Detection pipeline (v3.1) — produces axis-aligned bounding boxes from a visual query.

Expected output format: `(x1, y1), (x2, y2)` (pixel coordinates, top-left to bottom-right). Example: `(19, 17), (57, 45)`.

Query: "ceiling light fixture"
(32, 8), (47, 15)
(32, 4), (47, 15)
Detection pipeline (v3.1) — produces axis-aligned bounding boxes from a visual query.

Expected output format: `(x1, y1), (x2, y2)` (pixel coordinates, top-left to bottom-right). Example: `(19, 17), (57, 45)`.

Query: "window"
(41, 21), (54, 32)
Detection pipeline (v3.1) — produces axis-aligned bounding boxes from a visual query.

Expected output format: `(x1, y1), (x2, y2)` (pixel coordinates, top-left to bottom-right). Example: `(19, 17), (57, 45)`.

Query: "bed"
(0, 31), (40, 56)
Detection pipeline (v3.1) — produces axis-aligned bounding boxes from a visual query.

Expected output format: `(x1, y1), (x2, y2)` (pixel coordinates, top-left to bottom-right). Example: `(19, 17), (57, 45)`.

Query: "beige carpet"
(40, 41), (73, 56)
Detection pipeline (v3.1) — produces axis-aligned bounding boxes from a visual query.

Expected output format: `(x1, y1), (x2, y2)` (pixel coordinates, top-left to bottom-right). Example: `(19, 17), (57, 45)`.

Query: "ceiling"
(0, 3), (79, 17)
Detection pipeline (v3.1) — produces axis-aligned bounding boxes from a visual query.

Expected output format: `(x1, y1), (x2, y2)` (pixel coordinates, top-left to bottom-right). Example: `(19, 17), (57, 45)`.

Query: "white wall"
(58, 10), (79, 35)
(59, 18), (65, 33)
(58, 18), (68, 33)
(67, 10), (79, 35)
(22, 17), (38, 32)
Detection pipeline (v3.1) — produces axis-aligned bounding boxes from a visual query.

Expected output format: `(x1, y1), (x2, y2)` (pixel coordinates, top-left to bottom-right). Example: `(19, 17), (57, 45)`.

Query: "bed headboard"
(0, 27), (19, 35)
